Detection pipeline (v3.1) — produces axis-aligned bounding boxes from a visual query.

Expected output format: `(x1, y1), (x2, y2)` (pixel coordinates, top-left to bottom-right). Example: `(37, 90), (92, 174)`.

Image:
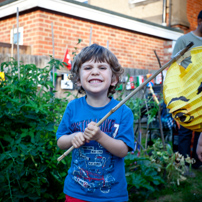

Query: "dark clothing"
(178, 125), (202, 168)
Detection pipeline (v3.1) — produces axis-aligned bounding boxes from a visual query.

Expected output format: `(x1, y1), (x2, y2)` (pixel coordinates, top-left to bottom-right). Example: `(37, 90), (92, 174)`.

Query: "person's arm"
(57, 132), (86, 150)
(97, 131), (129, 158)
(197, 133), (202, 162)
(84, 122), (129, 158)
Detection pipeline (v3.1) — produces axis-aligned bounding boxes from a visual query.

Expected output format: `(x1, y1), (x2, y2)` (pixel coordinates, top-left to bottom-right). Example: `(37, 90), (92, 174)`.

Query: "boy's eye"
(99, 66), (107, 69)
(84, 66), (92, 70)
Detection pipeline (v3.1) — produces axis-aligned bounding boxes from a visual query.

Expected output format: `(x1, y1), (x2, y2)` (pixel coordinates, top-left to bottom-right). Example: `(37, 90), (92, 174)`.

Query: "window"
(10, 27), (23, 45)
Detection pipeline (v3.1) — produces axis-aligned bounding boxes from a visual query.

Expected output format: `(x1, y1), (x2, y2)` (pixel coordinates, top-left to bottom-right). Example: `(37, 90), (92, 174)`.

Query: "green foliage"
(117, 93), (159, 124)
(125, 138), (194, 201)
(149, 139), (192, 186)
(72, 38), (83, 59)
(125, 151), (165, 201)
(0, 58), (71, 201)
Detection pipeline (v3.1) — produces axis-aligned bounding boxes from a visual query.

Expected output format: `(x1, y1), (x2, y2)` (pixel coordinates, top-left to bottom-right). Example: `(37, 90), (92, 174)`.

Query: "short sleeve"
(56, 104), (73, 140)
(115, 106), (134, 151)
(172, 36), (190, 68)
(172, 36), (186, 57)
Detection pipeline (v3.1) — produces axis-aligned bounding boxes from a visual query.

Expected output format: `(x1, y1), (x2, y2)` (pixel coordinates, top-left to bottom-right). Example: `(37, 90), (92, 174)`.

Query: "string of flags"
(58, 70), (167, 91)
(117, 71), (166, 91)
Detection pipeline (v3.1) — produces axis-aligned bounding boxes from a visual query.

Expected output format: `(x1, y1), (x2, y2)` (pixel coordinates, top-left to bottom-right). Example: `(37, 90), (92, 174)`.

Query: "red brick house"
(0, 0), (184, 71)
(0, 0), (200, 97)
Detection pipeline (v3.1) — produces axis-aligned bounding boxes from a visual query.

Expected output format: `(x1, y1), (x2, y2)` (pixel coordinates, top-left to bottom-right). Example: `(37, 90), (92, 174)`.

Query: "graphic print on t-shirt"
(71, 119), (119, 194)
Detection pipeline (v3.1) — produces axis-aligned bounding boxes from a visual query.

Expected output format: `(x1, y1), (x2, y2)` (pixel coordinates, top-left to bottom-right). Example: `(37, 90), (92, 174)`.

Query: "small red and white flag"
(63, 49), (72, 70)
(155, 73), (162, 84)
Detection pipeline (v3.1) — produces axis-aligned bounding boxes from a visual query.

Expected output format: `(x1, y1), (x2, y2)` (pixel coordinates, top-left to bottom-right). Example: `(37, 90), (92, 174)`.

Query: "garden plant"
(0, 58), (71, 201)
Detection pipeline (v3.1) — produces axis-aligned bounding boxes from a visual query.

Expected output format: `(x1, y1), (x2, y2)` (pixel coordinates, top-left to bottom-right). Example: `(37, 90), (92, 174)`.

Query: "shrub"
(0, 58), (71, 201)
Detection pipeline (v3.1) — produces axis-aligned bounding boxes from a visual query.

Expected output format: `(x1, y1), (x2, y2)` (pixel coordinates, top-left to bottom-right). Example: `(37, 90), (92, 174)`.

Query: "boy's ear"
(76, 79), (82, 86)
(111, 75), (118, 86)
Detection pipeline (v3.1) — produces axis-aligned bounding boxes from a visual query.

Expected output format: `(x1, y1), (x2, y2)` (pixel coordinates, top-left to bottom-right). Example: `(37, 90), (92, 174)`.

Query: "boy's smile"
(78, 60), (117, 97)
(89, 79), (103, 84)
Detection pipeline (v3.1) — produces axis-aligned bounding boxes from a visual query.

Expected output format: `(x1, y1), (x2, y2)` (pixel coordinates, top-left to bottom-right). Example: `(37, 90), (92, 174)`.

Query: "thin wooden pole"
(16, 7), (20, 80)
(154, 50), (166, 149)
(51, 22), (56, 90)
(11, 25), (15, 58)
(57, 42), (193, 162)
(89, 27), (92, 46)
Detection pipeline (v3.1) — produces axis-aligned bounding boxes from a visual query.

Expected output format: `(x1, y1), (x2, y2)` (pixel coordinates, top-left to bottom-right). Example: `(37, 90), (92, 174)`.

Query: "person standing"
(56, 44), (134, 202)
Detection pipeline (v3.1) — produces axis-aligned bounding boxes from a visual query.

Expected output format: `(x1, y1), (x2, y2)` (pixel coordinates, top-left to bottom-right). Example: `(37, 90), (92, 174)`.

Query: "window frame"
(10, 26), (23, 45)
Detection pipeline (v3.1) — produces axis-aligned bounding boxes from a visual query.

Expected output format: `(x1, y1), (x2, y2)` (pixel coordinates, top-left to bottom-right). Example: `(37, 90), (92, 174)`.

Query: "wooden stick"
(11, 25), (15, 58)
(51, 22), (56, 90)
(89, 27), (92, 46)
(57, 112), (112, 162)
(16, 7), (20, 80)
(149, 85), (159, 104)
(57, 42), (193, 162)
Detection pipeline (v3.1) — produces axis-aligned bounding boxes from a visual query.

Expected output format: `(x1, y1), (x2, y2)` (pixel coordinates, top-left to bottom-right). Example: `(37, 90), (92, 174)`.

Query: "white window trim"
(129, 0), (146, 4)
(74, 0), (88, 2)
(10, 27), (23, 45)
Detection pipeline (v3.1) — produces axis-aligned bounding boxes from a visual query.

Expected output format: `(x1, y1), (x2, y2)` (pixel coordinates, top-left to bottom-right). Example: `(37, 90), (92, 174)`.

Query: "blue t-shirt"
(56, 96), (134, 202)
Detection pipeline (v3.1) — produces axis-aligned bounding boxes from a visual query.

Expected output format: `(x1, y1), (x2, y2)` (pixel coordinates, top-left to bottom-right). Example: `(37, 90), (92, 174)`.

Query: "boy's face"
(77, 60), (117, 96)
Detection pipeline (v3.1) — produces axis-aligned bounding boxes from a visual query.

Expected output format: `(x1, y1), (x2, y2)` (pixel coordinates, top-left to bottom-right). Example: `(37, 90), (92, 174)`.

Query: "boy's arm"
(57, 132), (85, 150)
(84, 122), (129, 158)
(97, 132), (129, 158)
(197, 133), (202, 162)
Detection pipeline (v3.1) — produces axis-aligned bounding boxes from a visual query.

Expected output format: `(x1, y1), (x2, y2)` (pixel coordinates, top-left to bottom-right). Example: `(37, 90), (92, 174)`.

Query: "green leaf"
(24, 114), (38, 120)
(6, 102), (13, 108)
(46, 122), (55, 131)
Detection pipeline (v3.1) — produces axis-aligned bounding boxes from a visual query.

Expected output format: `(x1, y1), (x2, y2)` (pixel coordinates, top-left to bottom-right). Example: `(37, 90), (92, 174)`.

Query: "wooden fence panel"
(0, 42), (31, 55)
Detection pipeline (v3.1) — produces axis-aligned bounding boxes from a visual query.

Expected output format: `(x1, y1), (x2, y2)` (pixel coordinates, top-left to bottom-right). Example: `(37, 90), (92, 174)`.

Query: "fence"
(0, 42), (31, 55)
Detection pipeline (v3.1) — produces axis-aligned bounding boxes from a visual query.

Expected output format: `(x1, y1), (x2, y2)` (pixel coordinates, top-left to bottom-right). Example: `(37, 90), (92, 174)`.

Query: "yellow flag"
(163, 46), (202, 132)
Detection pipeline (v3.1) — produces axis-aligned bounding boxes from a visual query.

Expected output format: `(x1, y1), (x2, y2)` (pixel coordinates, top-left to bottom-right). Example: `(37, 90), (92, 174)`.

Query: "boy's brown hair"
(70, 44), (124, 95)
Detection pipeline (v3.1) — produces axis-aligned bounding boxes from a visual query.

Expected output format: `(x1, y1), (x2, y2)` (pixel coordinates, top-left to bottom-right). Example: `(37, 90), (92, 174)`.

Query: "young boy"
(56, 44), (134, 202)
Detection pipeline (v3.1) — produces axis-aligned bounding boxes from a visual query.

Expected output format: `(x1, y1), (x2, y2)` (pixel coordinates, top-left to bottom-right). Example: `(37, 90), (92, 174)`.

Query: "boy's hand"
(71, 132), (85, 148)
(84, 121), (102, 142)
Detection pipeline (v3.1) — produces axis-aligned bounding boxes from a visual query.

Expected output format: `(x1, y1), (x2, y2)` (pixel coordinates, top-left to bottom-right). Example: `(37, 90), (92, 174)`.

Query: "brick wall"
(0, 9), (169, 71)
(186, 0), (202, 33)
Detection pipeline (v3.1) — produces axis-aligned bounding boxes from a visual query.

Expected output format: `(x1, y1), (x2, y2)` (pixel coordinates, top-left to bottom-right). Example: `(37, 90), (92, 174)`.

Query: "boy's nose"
(91, 67), (99, 75)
